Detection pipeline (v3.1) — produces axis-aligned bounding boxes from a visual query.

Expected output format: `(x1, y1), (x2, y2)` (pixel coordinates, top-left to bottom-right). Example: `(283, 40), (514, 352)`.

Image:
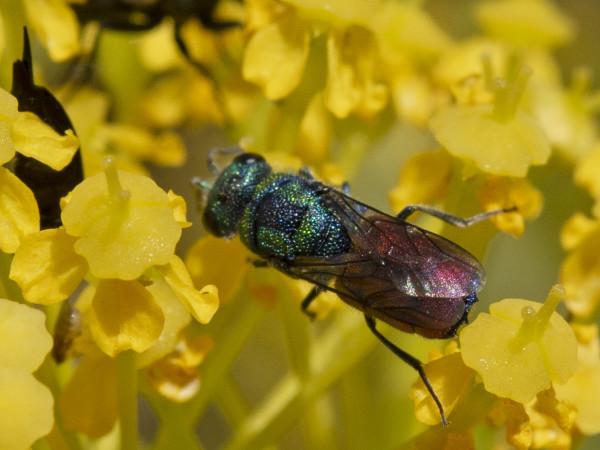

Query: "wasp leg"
(364, 315), (449, 426)
(251, 259), (269, 268)
(301, 286), (322, 320)
(298, 167), (314, 180)
(397, 204), (517, 227)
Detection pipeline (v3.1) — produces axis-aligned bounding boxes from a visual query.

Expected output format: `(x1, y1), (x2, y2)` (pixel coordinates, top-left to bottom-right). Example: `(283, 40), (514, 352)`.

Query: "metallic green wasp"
(195, 150), (512, 425)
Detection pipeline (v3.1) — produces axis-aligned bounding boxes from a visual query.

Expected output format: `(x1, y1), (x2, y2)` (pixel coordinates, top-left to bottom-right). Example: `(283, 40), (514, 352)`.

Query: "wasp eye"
(234, 153), (264, 165)
(202, 208), (222, 237)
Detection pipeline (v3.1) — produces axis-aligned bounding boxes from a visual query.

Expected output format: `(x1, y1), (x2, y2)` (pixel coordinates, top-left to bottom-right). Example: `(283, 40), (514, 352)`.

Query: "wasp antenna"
(207, 146), (245, 174)
(191, 176), (212, 191)
(191, 177), (213, 211)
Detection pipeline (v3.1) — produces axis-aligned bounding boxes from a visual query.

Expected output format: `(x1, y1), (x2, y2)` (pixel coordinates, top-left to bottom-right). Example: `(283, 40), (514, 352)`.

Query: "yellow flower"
(23, 0), (81, 61)
(242, 8), (311, 100)
(156, 256), (219, 324)
(94, 124), (186, 167)
(0, 167), (40, 253)
(460, 285), (578, 403)
(136, 70), (226, 128)
(58, 352), (118, 438)
(528, 68), (598, 162)
(10, 158), (218, 359)
(1, 86), (80, 169)
(560, 215), (600, 318)
(524, 389), (577, 449)
(409, 344), (477, 426)
(475, 0), (574, 49)
(11, 112), (79, 171)
(0, 87), (19, 164)
(433, 38), (508, 105)
(242, 1), (388, 119)
(429, 63), (551, 177)
(0, 86), (83, 252)
(186, 235), (251, 305)
(0, 299), (54, 449)
(388, 148), (453, 213)
(489, 389), (577, 450)
(89, 279), (165, 356)
(554, 324), (600, 435)
(324, 25), (387, 119)
(9, 228), (87, 305)
(61, 157), (182, 279)
(476, 176), (543, 237)
(58, 275), (203, 436)
(145, 332), (214, 402)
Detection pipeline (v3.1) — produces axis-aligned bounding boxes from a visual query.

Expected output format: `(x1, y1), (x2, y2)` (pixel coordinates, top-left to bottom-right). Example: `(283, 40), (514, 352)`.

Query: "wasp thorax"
(203, 153), (271, 238)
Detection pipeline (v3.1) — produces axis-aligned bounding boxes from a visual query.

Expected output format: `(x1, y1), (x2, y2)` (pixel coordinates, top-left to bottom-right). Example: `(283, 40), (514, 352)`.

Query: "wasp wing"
(320, 188), (485, 299)
(278, 187), (485, 337)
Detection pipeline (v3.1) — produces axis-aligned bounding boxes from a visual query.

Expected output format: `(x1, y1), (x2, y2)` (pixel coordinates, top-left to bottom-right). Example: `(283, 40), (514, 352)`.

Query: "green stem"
(116, 350), (138, 450)
(277, 287), (312, 380)
(225, 311), (376, 449)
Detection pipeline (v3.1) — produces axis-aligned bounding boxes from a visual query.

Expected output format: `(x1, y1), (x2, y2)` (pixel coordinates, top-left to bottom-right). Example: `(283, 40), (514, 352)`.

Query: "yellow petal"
(560, 228), (600, 318)
(324, 26), (388, 118)
(137, 18), (185, 72)
(243, 10), (310, 99)
(167, 190), (192, 228)
(137, 277), (192, 367)
(158, 256), (219, 324)
(23, 0), (81, 61)
(371, 1), (451, 64)
(61, 168), (182, 280)
(560, 213), (598, 251)
(59, 354), (118, 438)
(409, 352), (476, 426)
(554, 329), (600, 435)
(0, 167), (40, 253)
(145, 333), (213, 402)
(476, 176), (543, 237)
(294, 93), (332, 163)
(11, 112), (79, 171)
(185, 235), (249, 305)
(89, 279), (165, 357)
(476, 0), (574, 48)
(0, 299), (53, 371)
(0, 368), (54, 449)
(9, 228), (87, 305)
(97, 124), (186, 166)
(388, 149), (452, 213)
(430, 104), (551, 177)
(0, 88), (18, 165)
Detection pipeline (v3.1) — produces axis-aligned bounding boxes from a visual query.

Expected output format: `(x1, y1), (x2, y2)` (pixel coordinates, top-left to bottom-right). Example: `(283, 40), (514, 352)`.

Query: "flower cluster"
(0, 0), (599, 448)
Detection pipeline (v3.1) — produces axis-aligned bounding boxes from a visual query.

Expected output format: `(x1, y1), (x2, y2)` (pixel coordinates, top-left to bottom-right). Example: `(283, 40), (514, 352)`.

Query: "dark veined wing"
(276, 187), (485, 337)
(320, 188), (486, 299)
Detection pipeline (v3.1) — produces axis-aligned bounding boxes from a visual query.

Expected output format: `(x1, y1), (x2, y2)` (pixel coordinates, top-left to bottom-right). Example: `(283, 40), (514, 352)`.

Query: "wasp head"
(202, 153), (271, 238)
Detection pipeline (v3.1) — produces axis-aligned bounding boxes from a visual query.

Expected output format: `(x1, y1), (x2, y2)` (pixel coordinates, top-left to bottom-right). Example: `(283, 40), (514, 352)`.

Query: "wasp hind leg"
(364, 315), (449, 426)
(300, 286), (324, 320)
(397, 204), (516, 228)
